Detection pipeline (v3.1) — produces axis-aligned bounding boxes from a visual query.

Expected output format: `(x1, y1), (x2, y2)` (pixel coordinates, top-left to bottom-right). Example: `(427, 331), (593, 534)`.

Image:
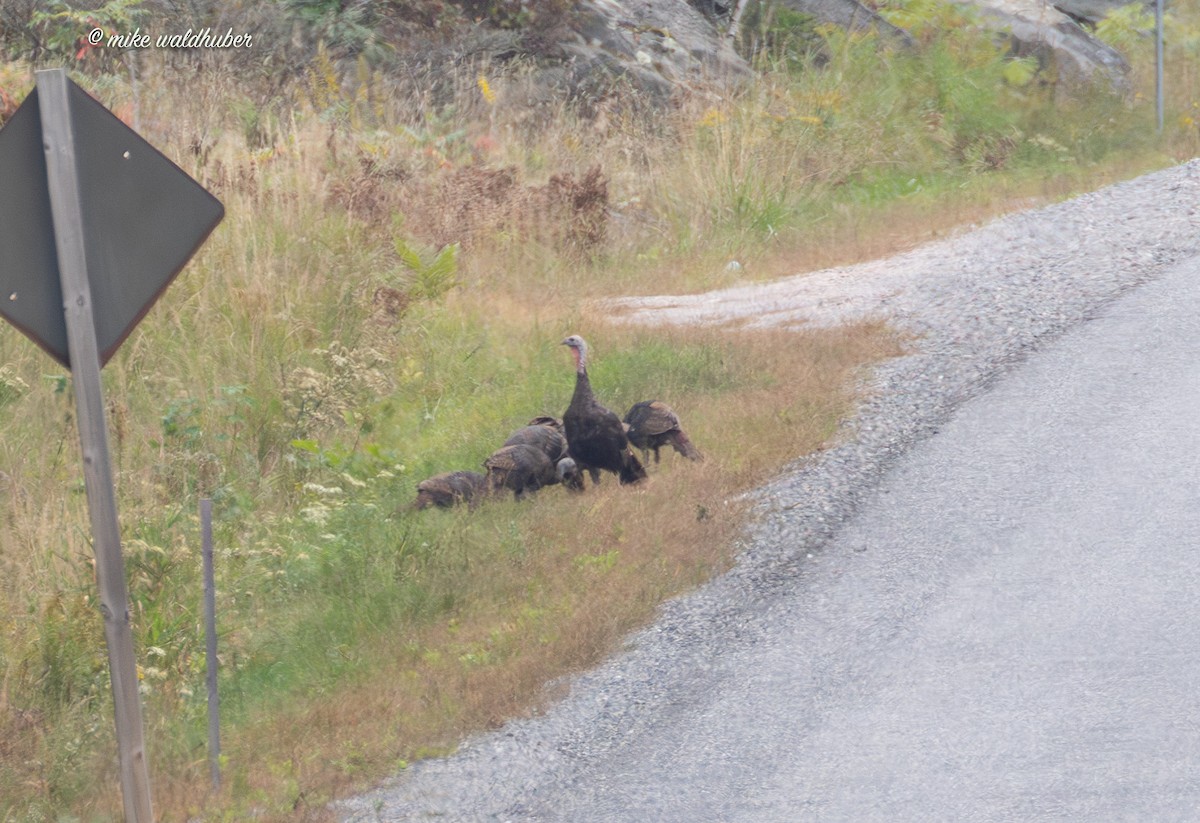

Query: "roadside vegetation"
(1, 0), (1197, 819)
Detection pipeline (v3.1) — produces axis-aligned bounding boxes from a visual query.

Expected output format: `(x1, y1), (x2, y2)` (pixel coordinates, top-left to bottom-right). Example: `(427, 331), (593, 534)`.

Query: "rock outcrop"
(552, 0), (1138, 99)
(561, 0), (752, 101)
(968, 0), (1131, 92)
(1051, 0), (1143, 25)
(774, 0), (914, 44)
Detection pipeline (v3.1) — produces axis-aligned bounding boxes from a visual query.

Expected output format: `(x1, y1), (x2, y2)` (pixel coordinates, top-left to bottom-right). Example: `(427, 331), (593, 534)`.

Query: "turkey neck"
(570, 363), (594, 408)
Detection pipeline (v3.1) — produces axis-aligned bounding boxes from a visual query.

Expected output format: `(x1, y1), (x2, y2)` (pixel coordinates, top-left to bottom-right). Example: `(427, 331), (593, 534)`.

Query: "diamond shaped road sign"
(0, 78), (224, 369)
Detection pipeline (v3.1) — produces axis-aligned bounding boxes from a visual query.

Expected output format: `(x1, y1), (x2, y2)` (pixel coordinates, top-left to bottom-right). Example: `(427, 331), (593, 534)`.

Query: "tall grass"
(1, 2), (1198, 818)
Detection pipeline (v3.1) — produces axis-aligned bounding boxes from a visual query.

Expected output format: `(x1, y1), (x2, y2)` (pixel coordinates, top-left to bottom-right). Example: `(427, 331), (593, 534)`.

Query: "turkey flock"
(413, 335), (703, 511)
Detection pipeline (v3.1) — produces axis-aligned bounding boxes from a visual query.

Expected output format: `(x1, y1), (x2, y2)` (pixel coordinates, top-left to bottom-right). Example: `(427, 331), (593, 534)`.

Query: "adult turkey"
(413, 470), (487, 510)
(623, 400), (703, 464)
(560, 335), (647, 486)
(484, 443), (577, 499)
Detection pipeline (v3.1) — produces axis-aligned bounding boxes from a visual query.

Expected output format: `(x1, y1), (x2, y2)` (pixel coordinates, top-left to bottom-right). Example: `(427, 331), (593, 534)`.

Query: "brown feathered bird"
(623, 400), (703, 464)
(484, 443), (576, 500)
(413, 470), (487, 510)
(560, 335), (647, 486)
(526, 415), (563, 430)
(503, 421), (583, 491)
(504, 421), (570, 462)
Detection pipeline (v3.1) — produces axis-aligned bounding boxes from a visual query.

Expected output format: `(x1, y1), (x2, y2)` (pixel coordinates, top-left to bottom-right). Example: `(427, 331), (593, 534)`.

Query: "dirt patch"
(598, 251), (925, 331)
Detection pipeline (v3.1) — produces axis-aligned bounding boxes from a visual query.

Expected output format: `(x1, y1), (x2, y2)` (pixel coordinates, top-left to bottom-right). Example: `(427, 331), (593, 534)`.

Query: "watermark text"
(88, 27), (254, 50)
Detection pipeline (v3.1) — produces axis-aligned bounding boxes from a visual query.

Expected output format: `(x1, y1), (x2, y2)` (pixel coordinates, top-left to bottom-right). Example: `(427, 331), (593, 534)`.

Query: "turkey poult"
(484, 443), (577, 499)
(554, 455), (584, 491)
(503, 421), (584, 491)
(623, 400), (703, 464)
(560, 335), (647, 486)
(504, 421), (570, 463)
(414, 471), (487, 510)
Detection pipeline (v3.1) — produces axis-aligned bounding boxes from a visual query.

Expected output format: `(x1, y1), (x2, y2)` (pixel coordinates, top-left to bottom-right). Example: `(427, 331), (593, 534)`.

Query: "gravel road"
(339, 159), (1200, 821)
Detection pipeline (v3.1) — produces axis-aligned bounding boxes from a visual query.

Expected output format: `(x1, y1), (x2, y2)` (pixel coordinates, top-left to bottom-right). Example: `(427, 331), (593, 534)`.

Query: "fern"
(395, 239), (460, 301)
(1001, 57), (1038, 88)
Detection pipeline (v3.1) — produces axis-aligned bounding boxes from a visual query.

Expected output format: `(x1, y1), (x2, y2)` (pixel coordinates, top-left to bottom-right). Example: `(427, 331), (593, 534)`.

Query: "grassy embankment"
(1, 4), (1198, 820)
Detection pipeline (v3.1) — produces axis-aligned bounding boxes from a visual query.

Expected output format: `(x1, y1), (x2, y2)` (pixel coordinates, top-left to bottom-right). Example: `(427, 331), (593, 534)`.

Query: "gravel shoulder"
(339, 159), (1200, 821)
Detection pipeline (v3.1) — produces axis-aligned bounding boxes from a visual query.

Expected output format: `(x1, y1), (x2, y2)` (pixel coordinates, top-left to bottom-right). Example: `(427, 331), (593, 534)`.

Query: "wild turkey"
(554, 455), (585, 491)
(526, 415), (563, 430)
(504, 421), (570, 463)
(623, 400), (703, 464)
(503, 421), (585, 492)
(484, 443), (576, 499)
(560, 335), (647, 486)
(414, 470), (487, 510)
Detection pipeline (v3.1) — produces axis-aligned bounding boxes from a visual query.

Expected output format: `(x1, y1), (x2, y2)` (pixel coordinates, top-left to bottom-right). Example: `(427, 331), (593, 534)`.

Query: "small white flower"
(303, 483), (344, 496)
(300, 505), (331, 525)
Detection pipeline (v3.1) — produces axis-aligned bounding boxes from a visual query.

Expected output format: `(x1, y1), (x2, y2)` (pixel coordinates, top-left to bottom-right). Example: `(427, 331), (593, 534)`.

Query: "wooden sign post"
(0, 68), (224, 821)
(37, 68), (153, 823)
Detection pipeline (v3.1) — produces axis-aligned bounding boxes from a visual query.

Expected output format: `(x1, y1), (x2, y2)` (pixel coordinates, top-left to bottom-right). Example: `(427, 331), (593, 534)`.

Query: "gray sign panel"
(0, 81), (224, 368)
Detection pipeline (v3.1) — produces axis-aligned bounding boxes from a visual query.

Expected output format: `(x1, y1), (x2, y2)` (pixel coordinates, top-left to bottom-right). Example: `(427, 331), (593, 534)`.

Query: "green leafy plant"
(395, 238), (460, 301)
(1095, 3), (1157, 52)
(30, 0), (147, 69)
(284, 0), (386, 59)
(737, 3), (823, 69)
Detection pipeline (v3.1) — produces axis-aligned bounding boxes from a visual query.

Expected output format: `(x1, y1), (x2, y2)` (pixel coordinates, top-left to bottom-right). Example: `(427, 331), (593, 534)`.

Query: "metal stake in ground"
(36, 69), (154, 823)
(202, 498), (220, 790)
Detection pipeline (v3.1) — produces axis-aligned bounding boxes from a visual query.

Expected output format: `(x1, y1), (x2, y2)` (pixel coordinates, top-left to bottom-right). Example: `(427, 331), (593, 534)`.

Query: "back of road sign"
(0, 82), (224, 369)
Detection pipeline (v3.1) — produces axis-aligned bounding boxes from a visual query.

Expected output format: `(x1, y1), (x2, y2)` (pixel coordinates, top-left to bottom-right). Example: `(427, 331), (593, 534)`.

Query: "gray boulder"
(772, 0), (914, 44)
(532, 0), (1137, 99)
(769, 0), (1132, 92)
(562, 0), (752, 100)
(1052, 0), (1148, 25)
(969, 0), (1131, 92)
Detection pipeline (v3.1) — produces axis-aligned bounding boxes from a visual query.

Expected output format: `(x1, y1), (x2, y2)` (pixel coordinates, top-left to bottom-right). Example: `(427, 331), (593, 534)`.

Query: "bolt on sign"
(0, 70), (224, 822)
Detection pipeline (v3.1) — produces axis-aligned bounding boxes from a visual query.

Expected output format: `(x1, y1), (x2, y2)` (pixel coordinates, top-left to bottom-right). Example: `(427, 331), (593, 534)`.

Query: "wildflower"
(477, 74), (496, 105)
(699, 107), (726, 128)
(300, 504), (331, 525)
(302, 483), (343, 496)
(0, 365), (29, 405)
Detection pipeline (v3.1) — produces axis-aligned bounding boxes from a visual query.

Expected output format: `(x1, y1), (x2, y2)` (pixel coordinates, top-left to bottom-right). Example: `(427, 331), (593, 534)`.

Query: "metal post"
(201, 498), (220, 789)
(1156, 0), (1164, 133)
(36, 68), (155, 823)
